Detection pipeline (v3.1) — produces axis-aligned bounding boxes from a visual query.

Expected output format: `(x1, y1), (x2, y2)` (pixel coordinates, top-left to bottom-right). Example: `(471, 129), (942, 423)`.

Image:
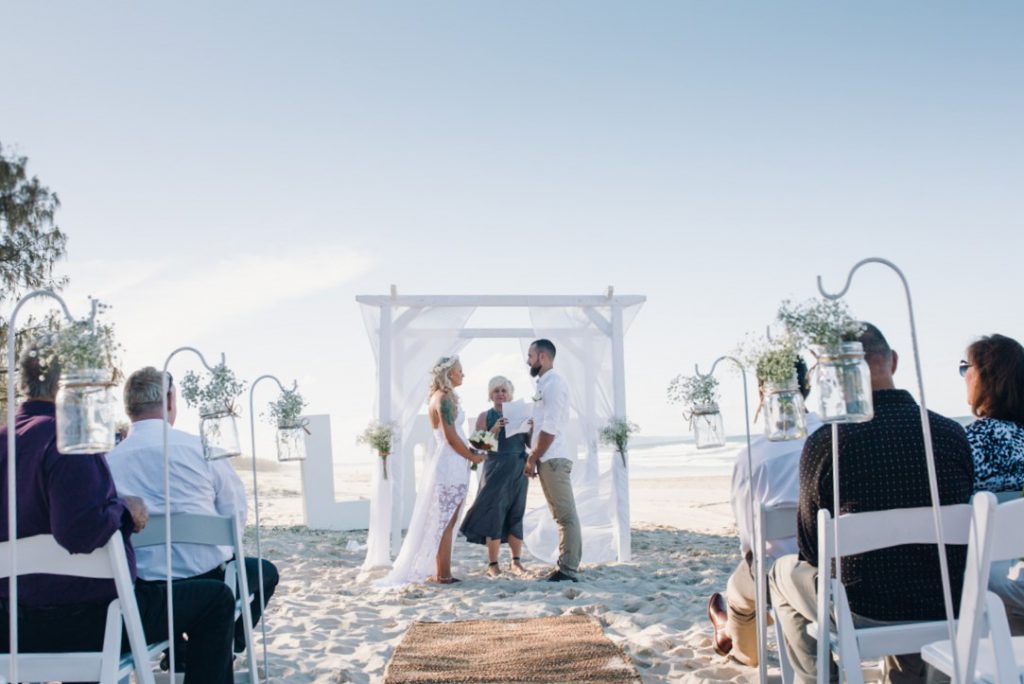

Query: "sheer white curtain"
(361, 304), (475, 569)
(522, 304), (642, 564)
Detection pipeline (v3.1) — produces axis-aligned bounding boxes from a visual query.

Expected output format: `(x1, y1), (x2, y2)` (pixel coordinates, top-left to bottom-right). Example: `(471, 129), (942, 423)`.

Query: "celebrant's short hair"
(488, 376), (514, 398)
(531, 339), (557, 359)
(18, 334), (60, 400)
(967, 334), (1024, 423)
(124, 366), (174, 419)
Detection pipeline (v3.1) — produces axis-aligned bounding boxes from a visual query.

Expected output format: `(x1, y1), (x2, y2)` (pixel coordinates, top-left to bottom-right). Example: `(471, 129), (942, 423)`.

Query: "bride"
(379, 355), (484, 586)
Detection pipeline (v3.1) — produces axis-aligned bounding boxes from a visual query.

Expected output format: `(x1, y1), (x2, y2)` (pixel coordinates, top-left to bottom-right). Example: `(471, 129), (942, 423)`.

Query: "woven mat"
(383, 614), (641, 683)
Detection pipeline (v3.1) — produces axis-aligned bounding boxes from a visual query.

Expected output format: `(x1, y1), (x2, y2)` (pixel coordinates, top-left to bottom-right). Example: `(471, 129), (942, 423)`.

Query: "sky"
(3, 2), (1022, 460)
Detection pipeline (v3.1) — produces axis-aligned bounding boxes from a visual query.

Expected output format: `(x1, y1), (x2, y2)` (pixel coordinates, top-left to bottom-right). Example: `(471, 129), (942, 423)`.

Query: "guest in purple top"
(0, 335), (236, 684)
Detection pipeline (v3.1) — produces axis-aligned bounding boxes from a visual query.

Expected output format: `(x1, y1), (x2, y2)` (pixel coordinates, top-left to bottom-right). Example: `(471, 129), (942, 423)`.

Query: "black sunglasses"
(958, 360), (971, 377)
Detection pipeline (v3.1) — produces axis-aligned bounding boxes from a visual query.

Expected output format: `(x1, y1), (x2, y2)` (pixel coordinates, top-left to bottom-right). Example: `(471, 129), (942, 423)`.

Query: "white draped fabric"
(521, 304), (642, 564)
(357, 293), (643, 571)
(360, 305), (476, 569)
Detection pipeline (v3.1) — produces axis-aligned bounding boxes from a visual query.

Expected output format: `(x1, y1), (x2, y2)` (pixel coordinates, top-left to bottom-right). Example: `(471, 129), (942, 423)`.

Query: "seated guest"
(107, 366), (280, 655)
(960, 334), (1024, 633)
(0, 339), (236, 684)
(707, 358), (821, 666)
(768, 323), (973, 683)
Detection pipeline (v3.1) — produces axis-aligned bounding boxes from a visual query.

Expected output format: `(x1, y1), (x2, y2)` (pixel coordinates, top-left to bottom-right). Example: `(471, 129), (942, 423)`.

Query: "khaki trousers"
(537, 459), (581, 577)
(725, 555), (759, 667)
(768, 554), (944, 684)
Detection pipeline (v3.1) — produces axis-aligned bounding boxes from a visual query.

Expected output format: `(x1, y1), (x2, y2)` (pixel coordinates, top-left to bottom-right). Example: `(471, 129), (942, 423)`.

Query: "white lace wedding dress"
(377, 404), (471, 587)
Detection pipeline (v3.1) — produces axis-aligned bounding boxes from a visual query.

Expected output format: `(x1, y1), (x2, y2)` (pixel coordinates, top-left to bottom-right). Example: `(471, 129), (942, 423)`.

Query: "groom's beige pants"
(537, 458), (581, 578)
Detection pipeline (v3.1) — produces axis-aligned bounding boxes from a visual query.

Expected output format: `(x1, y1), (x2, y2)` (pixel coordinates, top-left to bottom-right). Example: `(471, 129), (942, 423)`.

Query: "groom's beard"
(529, 363), (542, 378)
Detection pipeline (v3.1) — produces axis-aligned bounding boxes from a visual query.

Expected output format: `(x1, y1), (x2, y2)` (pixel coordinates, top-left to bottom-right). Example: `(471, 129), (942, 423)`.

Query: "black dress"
(459, 408), (529, 545)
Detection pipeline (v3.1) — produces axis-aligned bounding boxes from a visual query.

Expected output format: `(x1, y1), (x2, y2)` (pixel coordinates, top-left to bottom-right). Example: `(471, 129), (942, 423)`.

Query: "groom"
(524, 339), (582, 583)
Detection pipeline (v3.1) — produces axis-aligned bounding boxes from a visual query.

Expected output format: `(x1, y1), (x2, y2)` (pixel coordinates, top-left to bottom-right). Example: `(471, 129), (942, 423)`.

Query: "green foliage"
(600, 417), (639, 453)
(180, 364), (246, 416)
(777, 298), (864, 350)
(666, 373), (719, 408)
(0, 143), (69, 407)
(738, 331), (801, 387)
(44, 301), (122, 377)
(267, 388), (306, 427)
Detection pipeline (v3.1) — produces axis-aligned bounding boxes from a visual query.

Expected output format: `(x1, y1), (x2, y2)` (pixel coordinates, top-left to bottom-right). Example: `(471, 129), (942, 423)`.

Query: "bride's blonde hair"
(428, 355), (460, 403)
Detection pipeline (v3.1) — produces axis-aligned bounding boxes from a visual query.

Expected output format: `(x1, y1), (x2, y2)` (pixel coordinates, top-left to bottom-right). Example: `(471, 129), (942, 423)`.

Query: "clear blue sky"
(3, 2), (1022, 453)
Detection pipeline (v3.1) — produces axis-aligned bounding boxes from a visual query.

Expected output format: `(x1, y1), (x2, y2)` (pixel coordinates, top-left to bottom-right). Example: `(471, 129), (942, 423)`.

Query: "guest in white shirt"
(707, 358), (818, 666)
(108, 367), (279, 654)
(524, 339), (581, 582)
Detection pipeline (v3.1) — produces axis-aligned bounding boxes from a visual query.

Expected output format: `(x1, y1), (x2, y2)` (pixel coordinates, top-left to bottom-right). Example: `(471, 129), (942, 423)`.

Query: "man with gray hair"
(0, 339), (236, 681)
(107, 366), (279, 657)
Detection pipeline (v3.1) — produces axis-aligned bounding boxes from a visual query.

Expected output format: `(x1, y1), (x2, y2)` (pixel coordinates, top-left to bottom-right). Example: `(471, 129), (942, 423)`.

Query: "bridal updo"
(428, 355), (461, 402)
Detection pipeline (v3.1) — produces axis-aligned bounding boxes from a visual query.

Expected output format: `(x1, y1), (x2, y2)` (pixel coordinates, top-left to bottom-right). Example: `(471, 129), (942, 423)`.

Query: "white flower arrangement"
(777, 298), (865, 352)
(738, 331), (802, 387)
(666, 373), (719, 410)
(600, 417), (638, 468)
(469, 430), (498, 452)
(357, 421), (396, 479)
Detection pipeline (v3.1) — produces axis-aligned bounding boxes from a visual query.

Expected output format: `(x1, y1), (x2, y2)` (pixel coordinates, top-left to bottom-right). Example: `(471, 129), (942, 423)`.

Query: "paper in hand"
(501, 400), (533, 437)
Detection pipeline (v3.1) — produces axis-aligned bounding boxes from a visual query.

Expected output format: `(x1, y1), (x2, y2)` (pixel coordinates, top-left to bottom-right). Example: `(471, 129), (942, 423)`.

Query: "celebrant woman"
(460, 375), (530, 577)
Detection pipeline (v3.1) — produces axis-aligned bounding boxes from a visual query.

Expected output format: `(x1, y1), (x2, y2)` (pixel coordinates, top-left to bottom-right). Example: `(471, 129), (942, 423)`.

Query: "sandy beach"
(238, 462), (772, 683)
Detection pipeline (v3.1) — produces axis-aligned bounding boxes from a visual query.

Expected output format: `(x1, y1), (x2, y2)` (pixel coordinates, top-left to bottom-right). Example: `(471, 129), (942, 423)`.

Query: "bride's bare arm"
(438, 395), (482, 463)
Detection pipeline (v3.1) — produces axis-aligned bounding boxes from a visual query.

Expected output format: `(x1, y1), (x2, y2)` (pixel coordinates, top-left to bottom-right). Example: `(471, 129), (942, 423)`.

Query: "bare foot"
(486, 563), (502, 578)
(427, 575), (461, 584)
(510, 559), (527, 575)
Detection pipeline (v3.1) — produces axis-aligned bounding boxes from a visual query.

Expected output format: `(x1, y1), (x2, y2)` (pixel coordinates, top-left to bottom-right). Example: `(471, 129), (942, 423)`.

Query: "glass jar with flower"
(778, 298), (872, 424)
(268, 388), (308, 462)
(668, 373), (725, 449)
(180, 364), (246, 460)
(46, 304), (122, 454)
(748, 336), (808, 441)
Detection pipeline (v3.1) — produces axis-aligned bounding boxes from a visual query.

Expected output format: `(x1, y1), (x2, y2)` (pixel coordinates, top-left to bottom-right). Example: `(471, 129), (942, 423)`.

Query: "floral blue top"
(968, 417), (1024, 494)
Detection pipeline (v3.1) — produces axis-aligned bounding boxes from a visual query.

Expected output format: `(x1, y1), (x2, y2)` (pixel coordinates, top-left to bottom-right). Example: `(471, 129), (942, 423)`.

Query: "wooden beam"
(356, 294), (646, 308)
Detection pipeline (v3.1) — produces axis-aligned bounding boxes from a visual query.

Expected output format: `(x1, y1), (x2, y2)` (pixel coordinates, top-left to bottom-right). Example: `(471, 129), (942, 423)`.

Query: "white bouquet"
(469, 430), (498, 452)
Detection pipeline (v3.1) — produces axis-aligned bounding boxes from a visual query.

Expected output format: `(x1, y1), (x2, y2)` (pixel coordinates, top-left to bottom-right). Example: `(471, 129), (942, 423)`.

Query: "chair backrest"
(816, 504), (973, 684)
(755, 503), (799, 684)
(0, 534), (155, 684)
(132, 513), (238, 549)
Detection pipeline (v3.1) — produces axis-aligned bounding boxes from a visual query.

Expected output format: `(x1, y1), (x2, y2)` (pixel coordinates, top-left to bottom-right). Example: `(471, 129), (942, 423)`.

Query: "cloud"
(58, 244), (375, 354)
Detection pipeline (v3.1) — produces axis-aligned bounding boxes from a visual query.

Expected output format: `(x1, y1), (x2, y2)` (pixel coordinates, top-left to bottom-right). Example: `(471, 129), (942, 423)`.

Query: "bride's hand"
(468, 450), (485, 465)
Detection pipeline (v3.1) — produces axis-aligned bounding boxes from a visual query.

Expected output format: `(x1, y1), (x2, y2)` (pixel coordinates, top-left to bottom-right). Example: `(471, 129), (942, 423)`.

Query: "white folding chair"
(754, 502), (798, 684)
(921, 492), (1024, 682)
(132, 512), (260, 684)
(0, 534), (159, 684)
(812, 504), (973, 684)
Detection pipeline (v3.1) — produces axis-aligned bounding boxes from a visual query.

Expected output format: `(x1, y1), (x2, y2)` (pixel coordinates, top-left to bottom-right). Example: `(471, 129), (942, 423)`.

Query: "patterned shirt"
(797, 389), (974, 622)
(967, 417), (1024, 494)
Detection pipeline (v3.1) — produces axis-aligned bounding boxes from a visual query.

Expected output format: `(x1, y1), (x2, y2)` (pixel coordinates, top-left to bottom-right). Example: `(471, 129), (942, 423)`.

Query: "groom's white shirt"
(532, 369), (573, 463)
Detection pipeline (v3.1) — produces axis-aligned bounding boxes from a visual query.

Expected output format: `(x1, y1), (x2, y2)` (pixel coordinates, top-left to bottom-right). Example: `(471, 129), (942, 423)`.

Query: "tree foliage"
(0, 142), (68, 402)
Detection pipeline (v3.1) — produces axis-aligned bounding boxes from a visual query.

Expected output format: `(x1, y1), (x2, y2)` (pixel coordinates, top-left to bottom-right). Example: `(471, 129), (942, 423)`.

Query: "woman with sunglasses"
(961, 334), (1024, 493)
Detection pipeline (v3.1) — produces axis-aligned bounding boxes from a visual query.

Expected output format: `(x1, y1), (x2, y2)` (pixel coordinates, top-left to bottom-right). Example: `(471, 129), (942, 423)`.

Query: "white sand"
(239, 466), (773, 683)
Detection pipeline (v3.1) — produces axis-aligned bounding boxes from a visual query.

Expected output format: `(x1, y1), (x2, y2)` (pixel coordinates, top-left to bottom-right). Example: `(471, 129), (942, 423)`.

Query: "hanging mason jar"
(816, 341), (874, 424)
(276, 422), (307, 462)
(199, 404), (242, 460)
(764, 376), (808, 442)
(55, 369), (117, 454)
(691, 403), (726, 449)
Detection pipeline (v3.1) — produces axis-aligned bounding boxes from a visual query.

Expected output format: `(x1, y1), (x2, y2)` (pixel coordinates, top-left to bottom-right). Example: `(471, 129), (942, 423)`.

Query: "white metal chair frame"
(132, 512), (259, 684)
(755, 502), (798, 684)
(813, 504), (973, 684)
(0, 534), (158, 684)
(921, 493), (1024, 682)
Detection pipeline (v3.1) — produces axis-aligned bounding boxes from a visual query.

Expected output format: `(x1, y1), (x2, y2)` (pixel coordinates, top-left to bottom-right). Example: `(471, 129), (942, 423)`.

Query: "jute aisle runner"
(383, 614), (641, 683)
